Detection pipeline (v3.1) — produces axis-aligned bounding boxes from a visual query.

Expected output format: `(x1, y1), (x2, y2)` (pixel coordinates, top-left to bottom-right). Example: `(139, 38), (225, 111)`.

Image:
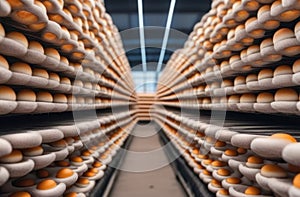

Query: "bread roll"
(274, 88), (298, 101)
(211, 179), (221, 187)
(215, 140), (226, 147)
(0, 150), (22, 163)
(274, 65), (293, 76)
(217, 168), (231, 176)
(247, 156), (263, 167)
(71, 156), (83, 163)
(245, 186), (261, 195)
(257, 92), (274, 103)
(73, 80), (83, 87)
(17, 89), (36, 101)
(247, 45), (260, 55)
(93, 161), (102, 168)
(234, 76), (246, 85)
(70, 63), (82, 71)
(45, 48), (60, 60)
(241, 93), (256, 103)
(240, 49), (248, 60)
(29, 22), (47, 31)
(53, 94), (67, 103)
(72, 51), (85, 59)
(49, 73), (60, 82)
(244, 1), (259, 10)
(261, 38), (274, 49)
(67, 95), (76, 104)
(76, 178), (89, 187)
(258, 69), (273, 80)
(28, 41), (44, 53)
(228, 95), (240, 103)
(22, 146), (43, 156)
(56, 168), (74, 178)
(60, 77), (71, 85)
(235, 24), (245, 33)
(270, 133), (297, 142)
(32, 68), (49, 78)
(36, 92), (53, 102)
(224, 149), (238, 156)
(274, 28), (295, 43)
(246, 74), (257, 83)
(218, 189), (229, 195)
(293, 174), (300, 188)
(293, 59), (300, 73)
(261, 164), (287, 178)
(61, 44), (75, 52)
(64, 192), (77, 197)
(211, 160), (226, 167)
(0, 55), (9, 69)
(7, 32), (28, 48)
(10, 62), (32, 75)
(221, 79), (233, 87)
(229, 55), (240, 64)
(0, 86), (16, 101)
(49, 14), (64, 24)
(60, 56), (69, 65)
(0, 23), (4, 38)
(43, 30), (58, 42)
(226, 177), (241, 184)
(83, 171), (95, 177)
(37, 179), (57, 190)
(15, 10), (38, 25)
(9, 191), (31, 197)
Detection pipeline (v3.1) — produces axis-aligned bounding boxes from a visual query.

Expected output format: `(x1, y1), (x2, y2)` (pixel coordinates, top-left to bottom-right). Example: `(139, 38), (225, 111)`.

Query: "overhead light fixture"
(137, 0), (147, 92)
(156, 0), (177, 82)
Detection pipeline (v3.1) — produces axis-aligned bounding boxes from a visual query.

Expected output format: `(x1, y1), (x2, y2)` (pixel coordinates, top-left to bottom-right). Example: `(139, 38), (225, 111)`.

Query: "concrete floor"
(109, 122), (186, 197)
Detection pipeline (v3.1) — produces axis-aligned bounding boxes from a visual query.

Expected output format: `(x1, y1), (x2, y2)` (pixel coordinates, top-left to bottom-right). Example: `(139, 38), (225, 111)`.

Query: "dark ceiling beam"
(105, 0), (212, 13)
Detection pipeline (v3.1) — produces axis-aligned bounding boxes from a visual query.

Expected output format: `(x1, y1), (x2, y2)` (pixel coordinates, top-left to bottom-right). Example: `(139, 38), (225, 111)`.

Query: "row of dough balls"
(0, 86), (109, 104)
(159, 0), (300, 96)
(157, 112), (300, 197)
(190, 0), (300, 51)
(0, 54), (114, 92)
(0, 130), (129, 197)
(169, 27), (300, 97)
(0, 25), (116, 85)
(2, 0), (118, 58)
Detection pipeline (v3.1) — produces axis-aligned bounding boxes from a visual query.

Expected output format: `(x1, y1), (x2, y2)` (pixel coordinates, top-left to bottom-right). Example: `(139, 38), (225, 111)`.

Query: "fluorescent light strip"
(137, 0), (147, 92)
(156, 0), (176, 78)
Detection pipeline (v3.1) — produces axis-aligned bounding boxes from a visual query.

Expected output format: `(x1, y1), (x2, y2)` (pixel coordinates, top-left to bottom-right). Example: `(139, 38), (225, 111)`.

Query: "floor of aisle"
(109, 122), (186, 197)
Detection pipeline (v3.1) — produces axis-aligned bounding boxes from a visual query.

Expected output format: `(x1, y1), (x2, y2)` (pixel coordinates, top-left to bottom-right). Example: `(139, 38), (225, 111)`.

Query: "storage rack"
(0, 0), (137, 196)
(154, 0), (300, 196)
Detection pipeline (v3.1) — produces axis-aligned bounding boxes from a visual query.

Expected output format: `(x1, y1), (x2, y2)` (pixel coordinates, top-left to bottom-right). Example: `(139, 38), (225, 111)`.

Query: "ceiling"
(104, 0), (212, 70)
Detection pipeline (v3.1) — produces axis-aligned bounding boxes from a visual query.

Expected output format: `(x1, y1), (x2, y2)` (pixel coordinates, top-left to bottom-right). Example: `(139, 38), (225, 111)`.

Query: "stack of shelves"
(154, 0), (300, 196)
(0, 0), (137, 196)
(135, 93), (155, 121)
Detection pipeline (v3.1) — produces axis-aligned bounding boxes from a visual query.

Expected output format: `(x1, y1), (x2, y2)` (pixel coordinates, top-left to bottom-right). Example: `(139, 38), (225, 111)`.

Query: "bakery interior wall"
(1, 0), (300, 197)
